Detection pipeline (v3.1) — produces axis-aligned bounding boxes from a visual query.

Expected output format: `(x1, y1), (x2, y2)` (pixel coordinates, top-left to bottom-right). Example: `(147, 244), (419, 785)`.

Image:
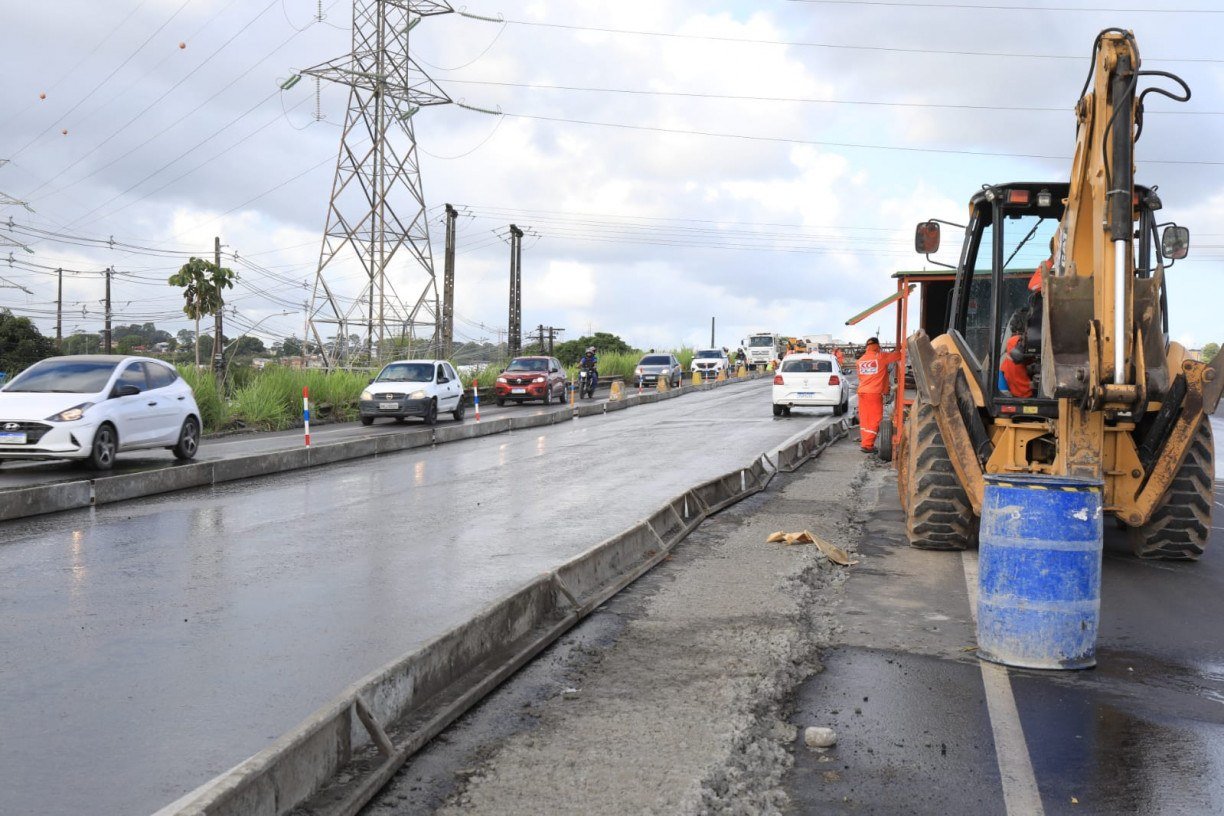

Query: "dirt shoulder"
(371, 438), (873, 815)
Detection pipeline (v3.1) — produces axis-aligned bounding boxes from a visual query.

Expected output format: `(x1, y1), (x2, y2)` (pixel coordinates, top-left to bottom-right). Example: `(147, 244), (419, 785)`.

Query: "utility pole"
(299, 1), (454, 368)
(442, 203), (457, 359)
(711, 316), (715, 349)
(508, 224), (523, 356)
(55, 268), (63, 350)
(546, 326), (564, 355)
(214, 236), (224, 381)
(103, 267), (113, 353)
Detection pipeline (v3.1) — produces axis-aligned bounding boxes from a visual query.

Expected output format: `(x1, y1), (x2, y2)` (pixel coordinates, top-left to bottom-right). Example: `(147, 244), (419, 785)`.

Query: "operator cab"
(914, 181), (1183, 421)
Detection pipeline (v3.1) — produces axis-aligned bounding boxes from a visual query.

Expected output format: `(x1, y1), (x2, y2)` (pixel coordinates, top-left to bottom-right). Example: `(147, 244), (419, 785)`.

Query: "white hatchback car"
(772, 352), (849, 417)
(359, 359), (466, 426)
(0, 355), (202, 469)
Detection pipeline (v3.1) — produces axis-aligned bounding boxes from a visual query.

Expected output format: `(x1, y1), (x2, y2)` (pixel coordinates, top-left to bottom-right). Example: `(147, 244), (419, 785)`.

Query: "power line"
(454, 104), (1224, 168)
(23, 0), (280, 203)
(8, 0), (193, 161)
(441, 78), (1224, 116)
(785, 0), (1224, 11)
(454, 10), (1224, 64)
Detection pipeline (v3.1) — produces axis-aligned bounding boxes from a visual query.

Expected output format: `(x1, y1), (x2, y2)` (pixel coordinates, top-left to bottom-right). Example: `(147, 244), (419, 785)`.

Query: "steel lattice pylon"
(303, 0), (452, 368)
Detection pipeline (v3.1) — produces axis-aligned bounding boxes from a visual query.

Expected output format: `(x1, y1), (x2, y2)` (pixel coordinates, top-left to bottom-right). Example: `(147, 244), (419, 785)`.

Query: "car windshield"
(695, 350), (723, 359)
(376, 362), (434, 382)
(506, 359), (548, 372)
(641, 355), (670, 365)
(749, 335), (774, 347)
(780, 359), (833, 373)
(3, 359), (118, 393)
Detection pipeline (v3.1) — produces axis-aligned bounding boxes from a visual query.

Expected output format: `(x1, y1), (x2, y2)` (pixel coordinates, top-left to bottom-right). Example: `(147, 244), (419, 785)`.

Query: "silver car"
(634, 353), (683, 388)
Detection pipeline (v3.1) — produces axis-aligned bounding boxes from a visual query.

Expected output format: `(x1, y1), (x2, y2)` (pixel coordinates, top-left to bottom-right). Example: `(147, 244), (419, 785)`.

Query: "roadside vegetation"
(178, 365), (368, 433)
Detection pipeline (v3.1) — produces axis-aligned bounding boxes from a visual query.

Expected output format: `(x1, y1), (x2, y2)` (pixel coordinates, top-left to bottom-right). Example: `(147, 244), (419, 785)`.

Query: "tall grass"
(177, 365), (226, 431)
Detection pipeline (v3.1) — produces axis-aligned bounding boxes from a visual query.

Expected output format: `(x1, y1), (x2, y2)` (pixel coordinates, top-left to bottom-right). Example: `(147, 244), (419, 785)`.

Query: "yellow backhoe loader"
(904, 29), (1222, 559)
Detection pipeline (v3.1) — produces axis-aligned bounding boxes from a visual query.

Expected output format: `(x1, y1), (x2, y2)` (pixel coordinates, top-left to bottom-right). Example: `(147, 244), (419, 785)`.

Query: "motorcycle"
(578, 366), (598, 398)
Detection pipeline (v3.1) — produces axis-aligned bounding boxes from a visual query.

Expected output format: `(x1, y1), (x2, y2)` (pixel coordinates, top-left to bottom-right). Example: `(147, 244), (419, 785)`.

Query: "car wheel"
(172, 416), (200, 461)
(360, 416), (374, 426)
(783, 406), (792, 417)
(87, 423), (118, 471)
(424, 398), (438, 426)
(496, 397), (505, 407)
(452, 397), (466, 422)
(544, 387), (552, 406)
(773, 404), (784, 417)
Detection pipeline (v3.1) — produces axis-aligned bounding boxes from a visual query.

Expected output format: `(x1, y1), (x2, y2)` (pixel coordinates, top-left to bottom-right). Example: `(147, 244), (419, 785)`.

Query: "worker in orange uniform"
(856, 337), (902, 452)
(834, 347), (845, 369)
(1000, 332), (1034, 398)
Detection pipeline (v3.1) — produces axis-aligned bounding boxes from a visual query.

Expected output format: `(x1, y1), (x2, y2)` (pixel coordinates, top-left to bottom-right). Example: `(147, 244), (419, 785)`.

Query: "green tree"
(554, 332), (635, 365)
(280, 335), (303, 357)
(0, 309), (57, 379)
(168, 257), (236, 368)
(62, 332), (102, 355)
(1201, 342), (1219, 363)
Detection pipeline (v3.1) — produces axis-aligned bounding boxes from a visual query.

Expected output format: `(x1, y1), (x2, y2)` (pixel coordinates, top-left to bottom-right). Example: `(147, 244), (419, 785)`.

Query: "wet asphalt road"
(787, 441), (1224, 814)
(0, 378), (830, 816)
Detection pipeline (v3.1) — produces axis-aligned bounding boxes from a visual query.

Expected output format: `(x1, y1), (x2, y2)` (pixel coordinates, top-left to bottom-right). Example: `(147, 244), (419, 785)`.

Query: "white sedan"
(0, 355), (202, 469)
(772, 352), (850, 417)
(359, 359), (466, 425)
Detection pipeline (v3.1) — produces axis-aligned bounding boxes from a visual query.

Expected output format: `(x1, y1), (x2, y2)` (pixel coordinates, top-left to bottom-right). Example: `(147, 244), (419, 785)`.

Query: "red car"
(494, 356), (567, 405)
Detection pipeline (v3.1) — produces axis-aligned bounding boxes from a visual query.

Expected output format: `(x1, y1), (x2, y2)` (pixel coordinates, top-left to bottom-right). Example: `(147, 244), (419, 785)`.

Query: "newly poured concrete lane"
(0, 379), (822, 816)
(787, 468), (1224, 814)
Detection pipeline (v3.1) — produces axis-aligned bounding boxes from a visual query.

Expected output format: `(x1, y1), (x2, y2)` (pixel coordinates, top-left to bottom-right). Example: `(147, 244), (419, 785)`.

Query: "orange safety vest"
(857, 347), (902, 395)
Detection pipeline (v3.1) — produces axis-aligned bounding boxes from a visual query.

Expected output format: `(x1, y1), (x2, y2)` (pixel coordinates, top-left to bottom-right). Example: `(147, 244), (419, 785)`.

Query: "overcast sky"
(1, 0), (1222, 354)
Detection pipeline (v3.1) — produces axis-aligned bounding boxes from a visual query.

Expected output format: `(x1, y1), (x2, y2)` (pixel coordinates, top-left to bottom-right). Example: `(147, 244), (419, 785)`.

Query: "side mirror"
(368, 377), (374, 384)
(915, 221), (941, 254)
(1161, 225), (1190, 260)
(437, 376), (448, 384)
(113, 384), (140, 398)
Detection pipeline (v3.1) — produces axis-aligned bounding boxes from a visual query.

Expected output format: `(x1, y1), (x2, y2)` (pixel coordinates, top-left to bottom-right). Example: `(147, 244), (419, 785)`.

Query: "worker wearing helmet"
(856, 337), (902, 453)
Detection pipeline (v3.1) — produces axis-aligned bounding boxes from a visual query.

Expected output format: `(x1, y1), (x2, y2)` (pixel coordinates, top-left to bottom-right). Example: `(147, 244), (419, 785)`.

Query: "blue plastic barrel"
(977, 473), (1104, 670)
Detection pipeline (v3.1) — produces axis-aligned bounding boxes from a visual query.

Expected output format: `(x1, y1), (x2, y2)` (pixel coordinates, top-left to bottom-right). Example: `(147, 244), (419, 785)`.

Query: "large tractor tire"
(1128, 419), (1214, 561)
(904, 397), (974, 551)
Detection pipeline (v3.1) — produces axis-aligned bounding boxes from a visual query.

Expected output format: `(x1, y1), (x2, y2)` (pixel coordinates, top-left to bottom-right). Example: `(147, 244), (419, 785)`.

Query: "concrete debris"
(803, 727), (838, 749)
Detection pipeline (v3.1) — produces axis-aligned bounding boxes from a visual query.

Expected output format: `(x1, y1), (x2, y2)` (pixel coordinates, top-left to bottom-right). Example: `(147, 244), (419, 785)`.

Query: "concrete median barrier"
(213, 449), (313, 484)
(575, 402), (604, 418)
(93, 463), (215, 506)
(156, 417), (840, 816)
(0, 479), (92, 521)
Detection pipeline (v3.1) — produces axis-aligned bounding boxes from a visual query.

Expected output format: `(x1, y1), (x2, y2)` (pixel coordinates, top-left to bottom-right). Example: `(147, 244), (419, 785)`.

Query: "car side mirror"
(915, 221), (940, 254)
(437, 376), (448, 384)
(368, 377), (374, 384)
(1161, 225), (1189, 260)
(113, 384), (140, 398)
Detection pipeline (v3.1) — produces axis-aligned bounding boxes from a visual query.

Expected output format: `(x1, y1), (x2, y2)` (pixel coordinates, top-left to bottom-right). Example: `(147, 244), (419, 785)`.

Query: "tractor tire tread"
(1129, 420), (1213, 561)
(905, 400), (972, 551)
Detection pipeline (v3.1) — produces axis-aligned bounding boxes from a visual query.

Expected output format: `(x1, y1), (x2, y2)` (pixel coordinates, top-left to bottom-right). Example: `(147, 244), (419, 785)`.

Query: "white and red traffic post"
(472, 379), (481, 422)
(303, 386), (311, 446)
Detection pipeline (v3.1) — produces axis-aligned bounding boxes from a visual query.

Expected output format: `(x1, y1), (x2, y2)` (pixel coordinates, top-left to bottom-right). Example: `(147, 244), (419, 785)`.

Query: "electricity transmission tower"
(301, 0), (453, 368)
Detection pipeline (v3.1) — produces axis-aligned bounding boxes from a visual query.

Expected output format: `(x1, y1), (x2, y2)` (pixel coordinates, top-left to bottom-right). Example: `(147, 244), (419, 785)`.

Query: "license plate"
(0, 431), (27, 444)
(378, 402), (398, 410)
(797, 392), (815, 397)
(511, 388), (526, 394)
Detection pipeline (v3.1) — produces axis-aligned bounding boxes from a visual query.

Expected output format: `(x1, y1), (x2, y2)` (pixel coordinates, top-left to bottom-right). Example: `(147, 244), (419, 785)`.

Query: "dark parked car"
(494, 356), (567, 405)
(634, 353), (683, 388)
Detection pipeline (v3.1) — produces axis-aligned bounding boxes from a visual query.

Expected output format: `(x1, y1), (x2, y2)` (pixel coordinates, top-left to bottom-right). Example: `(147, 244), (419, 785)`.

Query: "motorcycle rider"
(579, 346), (599, 395)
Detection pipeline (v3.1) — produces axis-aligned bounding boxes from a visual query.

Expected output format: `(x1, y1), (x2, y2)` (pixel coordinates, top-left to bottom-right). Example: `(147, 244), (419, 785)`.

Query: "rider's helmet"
(586, 346), (596, 355)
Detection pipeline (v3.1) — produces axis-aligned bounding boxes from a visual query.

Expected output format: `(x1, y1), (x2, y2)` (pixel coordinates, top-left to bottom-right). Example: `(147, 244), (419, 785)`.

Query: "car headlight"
(47, 403), (93, 422)
(635, 367), (643, 375)
(496, 377), (508, 384)
(408, 390), (427, 400)
(360, 389), (374, 401)
(532, 376), (546, 383)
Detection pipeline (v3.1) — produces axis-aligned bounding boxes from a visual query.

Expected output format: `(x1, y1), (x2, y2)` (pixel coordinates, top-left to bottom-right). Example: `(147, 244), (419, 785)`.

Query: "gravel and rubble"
(371, 437), (875, 815)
